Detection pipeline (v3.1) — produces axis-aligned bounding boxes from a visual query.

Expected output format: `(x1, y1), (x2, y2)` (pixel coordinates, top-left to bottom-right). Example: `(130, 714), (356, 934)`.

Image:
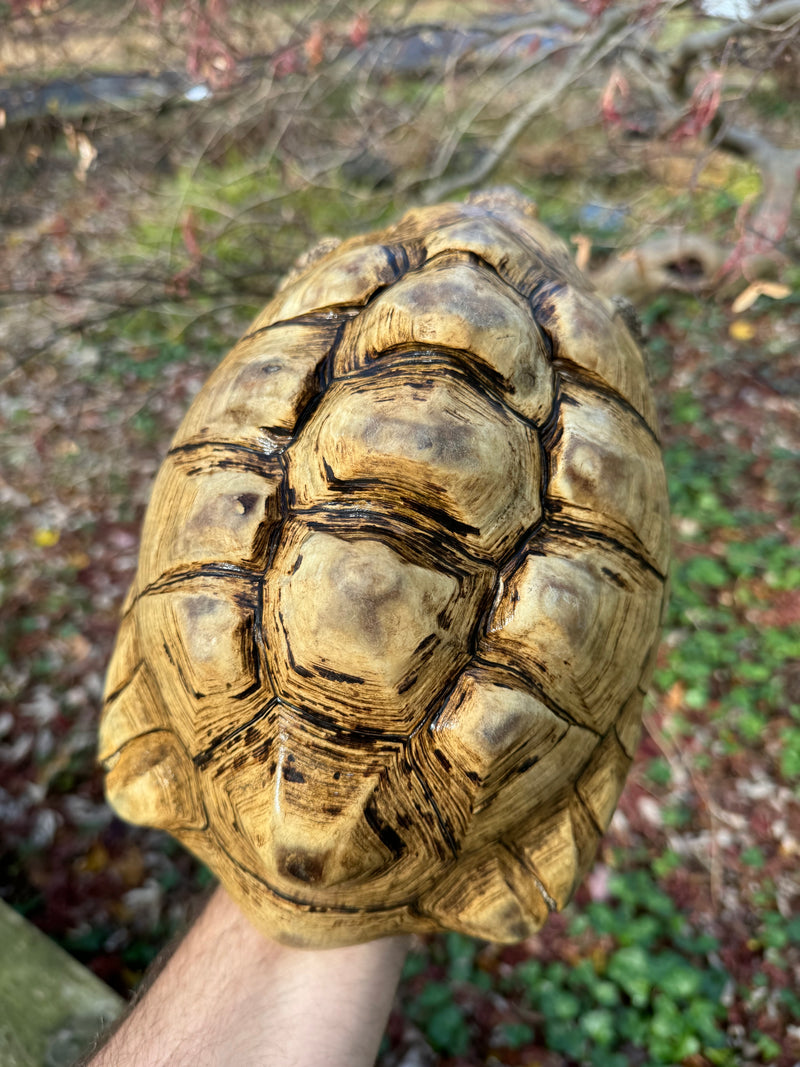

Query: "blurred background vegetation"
(0, 1), (798, 1064)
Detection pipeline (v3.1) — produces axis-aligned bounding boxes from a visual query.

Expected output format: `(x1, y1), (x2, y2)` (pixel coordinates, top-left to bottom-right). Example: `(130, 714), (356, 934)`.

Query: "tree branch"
(420, 36), (572, 193)
(669, 0), (800, 94)
(589, 233), (729, 300)
(419, 3), (645, 204)
(714, 124), (800, 280)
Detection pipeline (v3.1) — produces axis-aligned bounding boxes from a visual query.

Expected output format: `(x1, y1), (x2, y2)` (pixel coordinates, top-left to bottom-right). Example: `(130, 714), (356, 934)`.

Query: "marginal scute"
(382, 202), (476, 247)
(98, 662), (167, 762)
(416, 677), (598, 853)
(249, 242), (404, 330)
(172, 322), (337, 452)
(423, 214), (551, 298)
(102, 611), (140, 701)
(547, 382), (670, 573)
(422, 848), (549, 942)
(465, 189), (586, 288)
(615, 689), (644, 759)
(576, 731), (632, 832)
(639, 618), (665, 691)
(402, 669), (601, 875)
(535, 282), (659, 433)
(334, 259), (555, 424)
(168, 817), (422, 947)
(470, 717), (597, 844)
(432, 674), (566, 785)
(135, 456), (282, 587)
(104, 730), (205, 831)
(511, 792), (601, 910)
(287, 367), (542, 559)
(133, 576), (265, 755)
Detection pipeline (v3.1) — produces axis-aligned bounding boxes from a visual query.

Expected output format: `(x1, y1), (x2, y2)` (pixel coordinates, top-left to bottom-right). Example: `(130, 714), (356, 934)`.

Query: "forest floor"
(1, 4), (799, 1065)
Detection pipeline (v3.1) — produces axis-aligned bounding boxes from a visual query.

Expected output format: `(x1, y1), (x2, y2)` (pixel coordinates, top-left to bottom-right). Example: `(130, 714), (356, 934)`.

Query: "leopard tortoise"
(99, 188), (670, 948)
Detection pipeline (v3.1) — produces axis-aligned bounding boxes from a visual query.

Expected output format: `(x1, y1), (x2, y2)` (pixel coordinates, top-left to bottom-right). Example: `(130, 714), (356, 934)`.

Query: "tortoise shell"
(99, 189), (670, 948)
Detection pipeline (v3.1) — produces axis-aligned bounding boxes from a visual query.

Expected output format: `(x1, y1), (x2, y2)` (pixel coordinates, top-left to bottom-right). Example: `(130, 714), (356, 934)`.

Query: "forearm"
(88, 887), (408, 1067)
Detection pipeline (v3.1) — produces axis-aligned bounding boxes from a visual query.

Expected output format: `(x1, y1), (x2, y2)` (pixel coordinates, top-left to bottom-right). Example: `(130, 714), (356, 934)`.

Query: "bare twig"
(643, 714), (723, 908)
(713, 124), (800, 281)
(419, 3), (645, 204)
(470, 3), (592, 35)
(669, 0), (800, 93)
(421, 35), (571, 191)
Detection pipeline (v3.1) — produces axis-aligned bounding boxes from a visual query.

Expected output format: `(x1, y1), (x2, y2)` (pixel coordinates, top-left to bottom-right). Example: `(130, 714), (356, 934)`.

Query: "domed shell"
(99, 188), (670, 948)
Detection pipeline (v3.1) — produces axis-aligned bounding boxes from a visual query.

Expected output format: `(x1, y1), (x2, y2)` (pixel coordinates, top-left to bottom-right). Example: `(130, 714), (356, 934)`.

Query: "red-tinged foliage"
(180, 0), (238, 89)
(273, 46), (302, 78)
(137, 0), (238, 88)
(670, 70), (723, 143)
(180, 208), (202, 263)
(348, 11), (370, 49)
(9, 0), (51, 14)
(139, 0), (168, 21)
(719, 194), (792, 282)
(524, 34), (541, 57)
(304, 24), (326, 68)
(600, 67), (629, 128)
(578, 0), (615, 17)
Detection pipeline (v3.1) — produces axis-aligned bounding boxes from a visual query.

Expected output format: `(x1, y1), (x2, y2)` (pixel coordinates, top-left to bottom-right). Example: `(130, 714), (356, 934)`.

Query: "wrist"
(89, 887), (407, 1067)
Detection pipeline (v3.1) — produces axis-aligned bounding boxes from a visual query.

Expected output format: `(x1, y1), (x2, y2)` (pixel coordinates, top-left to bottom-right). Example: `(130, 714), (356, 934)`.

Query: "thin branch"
(422, 36), (572, 191)
(469, 3), (592, 35)
(418, 3), (647, 204)
(669, 0), (800, 93)
(714, 123), (800, 278)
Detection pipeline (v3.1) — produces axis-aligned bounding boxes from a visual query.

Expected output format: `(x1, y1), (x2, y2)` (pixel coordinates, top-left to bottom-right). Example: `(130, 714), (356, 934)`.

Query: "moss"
(0, 900), (123, 1066)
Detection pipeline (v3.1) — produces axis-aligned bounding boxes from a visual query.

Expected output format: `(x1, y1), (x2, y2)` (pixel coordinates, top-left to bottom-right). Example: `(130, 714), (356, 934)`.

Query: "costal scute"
(99, 188), (670, 948)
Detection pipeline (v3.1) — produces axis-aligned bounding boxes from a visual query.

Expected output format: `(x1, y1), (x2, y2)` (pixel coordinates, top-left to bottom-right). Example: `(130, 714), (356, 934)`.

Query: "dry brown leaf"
(74, 132), (97, 182)
(571, 233), (592, 272)
(731, 281), (792, 313)
(63, 122), (97, 181)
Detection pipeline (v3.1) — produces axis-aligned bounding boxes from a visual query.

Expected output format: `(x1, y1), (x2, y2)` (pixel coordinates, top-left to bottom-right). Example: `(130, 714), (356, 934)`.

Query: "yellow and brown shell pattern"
(99, 189), (670, 948)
